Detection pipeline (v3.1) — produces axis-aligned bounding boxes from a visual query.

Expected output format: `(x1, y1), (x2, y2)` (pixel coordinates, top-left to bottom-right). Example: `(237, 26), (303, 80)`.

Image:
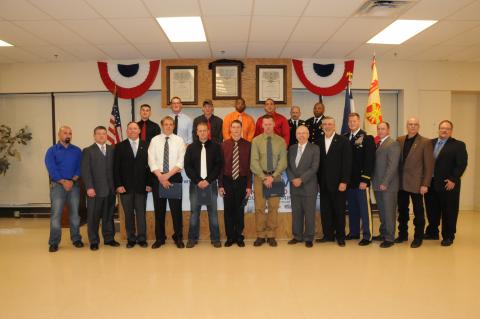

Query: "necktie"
(295, 144), (303, 167)
(132, 140), (137, 157)
(163, 137), (169, 173)
(141, 122), (147, 141)
(174, 115), (178, 135)
(200, 143), (207, 179)
(232, 141), (239, 180)
(434, 139), (445, 158)
(350, 133), (354, 141)
(101, 144), (106, 156)
(266, 136), (273, 172)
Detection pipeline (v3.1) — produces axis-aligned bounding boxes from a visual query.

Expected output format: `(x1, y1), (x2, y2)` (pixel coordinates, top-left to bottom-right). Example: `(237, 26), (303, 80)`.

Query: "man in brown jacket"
(396, 117), (434, 248)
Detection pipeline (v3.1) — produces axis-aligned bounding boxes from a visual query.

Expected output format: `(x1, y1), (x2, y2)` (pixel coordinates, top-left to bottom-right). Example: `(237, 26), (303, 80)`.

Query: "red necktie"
(141, 122), (147, 141)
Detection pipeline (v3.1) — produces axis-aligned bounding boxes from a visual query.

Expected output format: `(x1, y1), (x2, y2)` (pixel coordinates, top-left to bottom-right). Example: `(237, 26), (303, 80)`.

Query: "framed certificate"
(256, 65), (287, 104)
(212, 63), (241, 100)
(167, 66), (197, 105)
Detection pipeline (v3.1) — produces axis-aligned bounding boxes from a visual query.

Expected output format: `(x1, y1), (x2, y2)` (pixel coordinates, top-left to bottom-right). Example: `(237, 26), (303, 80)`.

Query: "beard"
(64, 138), (71, 144)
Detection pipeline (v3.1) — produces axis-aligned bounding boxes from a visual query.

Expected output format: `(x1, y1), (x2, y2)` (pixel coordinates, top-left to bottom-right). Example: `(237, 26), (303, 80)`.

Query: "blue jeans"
(188, 183), (220, 241)
(48, 182), (82, 246)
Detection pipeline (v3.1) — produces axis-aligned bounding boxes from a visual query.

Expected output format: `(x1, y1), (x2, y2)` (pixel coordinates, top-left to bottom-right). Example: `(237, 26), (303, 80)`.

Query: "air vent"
(355, 0), (417, 17)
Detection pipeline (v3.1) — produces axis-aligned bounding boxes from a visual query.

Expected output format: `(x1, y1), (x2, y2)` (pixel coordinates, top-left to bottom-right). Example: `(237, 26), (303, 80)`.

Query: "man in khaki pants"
(250, 115), (287, 247)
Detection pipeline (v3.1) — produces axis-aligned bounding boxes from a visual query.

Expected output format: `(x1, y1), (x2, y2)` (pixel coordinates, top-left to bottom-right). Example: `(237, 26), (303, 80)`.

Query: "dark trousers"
(152, 182), (183, 242)
(320, 187), (346, 241)
(120, 192), (146, 243)
(223, 176), (247, 242)
(397, 190), (425, 239)
(425, 184), (460, 240)
(347, 188), (372, 240)
(87, 193), (115, 244)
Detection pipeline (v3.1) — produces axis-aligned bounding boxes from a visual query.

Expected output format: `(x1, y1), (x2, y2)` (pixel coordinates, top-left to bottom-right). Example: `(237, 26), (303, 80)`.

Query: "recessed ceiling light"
(156, 17), (207, 43)
(367, 19), (437, 45)
(0, 39), (14, 47)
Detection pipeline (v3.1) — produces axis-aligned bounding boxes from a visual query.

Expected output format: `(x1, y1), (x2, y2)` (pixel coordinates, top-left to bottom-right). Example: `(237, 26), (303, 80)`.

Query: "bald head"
(290, 106), (301, 120)
(58, 125), (72, 145)
(406, 117), (420, 137)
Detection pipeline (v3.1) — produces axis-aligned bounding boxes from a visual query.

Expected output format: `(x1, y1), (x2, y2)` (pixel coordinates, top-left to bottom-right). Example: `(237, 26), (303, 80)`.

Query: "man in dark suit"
(287, 106), (305, 147)
(316, 116), (352, 247)
(193, 99), (223, 144)
(287, 125), (319, 247)
(137, 104), (160, 146)
(114, 122), (151, 248)
(81, 126), (119, 250)
(344, 113), (375, 246)
(425, 120), (468, 246)
(304, 102), (325, 144)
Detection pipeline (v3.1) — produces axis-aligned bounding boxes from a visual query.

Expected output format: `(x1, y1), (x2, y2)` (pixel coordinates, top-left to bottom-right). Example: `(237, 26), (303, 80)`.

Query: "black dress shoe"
(151, 241), (164, 249)
(410, 239), (423, 248)
(175, 241), (185, 249)
(212, 241), (222, 248)
(224, 240), (234, 247)
(424, 233), (439, 240)
(49, 245), (58, 252)
(90, 244), (99, 251)
(186, 240), (197, 248)
(105, 240), (120, 247)
(441, 238), (454, 246)
(138, 241), (148, 248)
(394, 236), (408, 243)
(237, 240), (245, 247)
(305, 241), (313, 248)
(337, 240), (346, 247)
(358, 239), (371, 246)
(316, 237), (334, 243)
(73, 241), (84, 248)
(372, 235), (384, 241)
(126, 241), (136, 248)
(288, 238), (302, 245)
(267, 238), (277, 247)
(345, 234), (360, 240)
(253, 237), (266, 247)
(380, 241), (394, 248)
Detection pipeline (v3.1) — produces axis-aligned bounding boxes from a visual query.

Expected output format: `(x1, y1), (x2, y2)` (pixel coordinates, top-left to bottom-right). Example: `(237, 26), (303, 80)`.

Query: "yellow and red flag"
(365, 56), (382, 141)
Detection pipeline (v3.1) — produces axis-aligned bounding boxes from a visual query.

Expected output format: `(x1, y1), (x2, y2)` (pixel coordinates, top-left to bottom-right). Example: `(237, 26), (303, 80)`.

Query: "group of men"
(44, 96), (468, 252)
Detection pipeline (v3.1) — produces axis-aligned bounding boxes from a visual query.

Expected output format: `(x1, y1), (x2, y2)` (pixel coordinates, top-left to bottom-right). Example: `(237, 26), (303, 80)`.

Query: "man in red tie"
(254, 98), (290, 146)
(137, 104), (160, 146)
(192, 99), (223, 144)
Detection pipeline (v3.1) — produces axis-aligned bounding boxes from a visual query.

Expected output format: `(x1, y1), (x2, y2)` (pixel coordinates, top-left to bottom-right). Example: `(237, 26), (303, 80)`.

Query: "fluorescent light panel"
(0, 39), (13, 47)
(368, 19), (437, 45)
(156, 17), (206, 42)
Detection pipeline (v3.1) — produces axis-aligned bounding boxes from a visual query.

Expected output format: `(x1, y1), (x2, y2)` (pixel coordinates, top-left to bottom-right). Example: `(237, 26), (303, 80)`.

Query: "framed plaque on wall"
(166, 66), (198, 105)
(256, 65), (287, 104)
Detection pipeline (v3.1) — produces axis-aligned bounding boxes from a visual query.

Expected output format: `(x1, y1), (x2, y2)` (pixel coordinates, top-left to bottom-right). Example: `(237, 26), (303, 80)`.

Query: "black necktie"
(174, 115), (178, 135)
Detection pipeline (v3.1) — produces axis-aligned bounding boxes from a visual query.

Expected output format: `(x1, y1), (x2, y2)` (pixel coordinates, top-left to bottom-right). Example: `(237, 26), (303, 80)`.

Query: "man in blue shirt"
(44, 126), (83, 252)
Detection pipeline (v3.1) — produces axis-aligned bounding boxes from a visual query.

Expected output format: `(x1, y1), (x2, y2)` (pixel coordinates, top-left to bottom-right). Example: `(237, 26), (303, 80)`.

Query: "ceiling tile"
(85, 0), (151, 18)
(0, 55), (16, 63)
(108, 18), (170, 44)
(447, 0), (480, 21)
(62, 19), (126, 44)
(210, 42), (247, 58)
(56, 43), (111, 60)
(21, 45), (79, 62)
(200, 0), (253, 16)
(304, 0), (365, 17)
(440, 25), (480, 46)
(96, 43), (144, 59)
(347, 43), (392, 59)
(406, 20), (479, 46)
(254, 0), (309, 16)
(412, 45), (468, 61)
(143, 0), (201, 17)
(445, 44), (480, 61)
(203, 16), (250, 42)
(13, 20), (89, 45)
(250, 16), (298, 42)
(381, 41), (432, 60)
(0, 21), (48, 46)
(315, 41), (363, 58)
(328, 18), (394, 43)
(280, 42), (321, 58)
(0, 46), (46, 62)
(135, 43), (178, 59)
(172, 42), (211, 58)
(0, 0), (50, 20)
(289, 17), (345, 42)
(400, 0), (473, 20)
(28, 0), (100, 19)
(246, 42), (284, 58)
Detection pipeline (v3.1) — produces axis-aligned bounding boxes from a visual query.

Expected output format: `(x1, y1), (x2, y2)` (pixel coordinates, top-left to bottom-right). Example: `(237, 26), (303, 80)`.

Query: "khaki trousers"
(253, 175), (280, 238)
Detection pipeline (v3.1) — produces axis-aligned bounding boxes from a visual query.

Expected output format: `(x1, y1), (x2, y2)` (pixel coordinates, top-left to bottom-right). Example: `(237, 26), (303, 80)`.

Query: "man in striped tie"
(219, 120), (252, 247)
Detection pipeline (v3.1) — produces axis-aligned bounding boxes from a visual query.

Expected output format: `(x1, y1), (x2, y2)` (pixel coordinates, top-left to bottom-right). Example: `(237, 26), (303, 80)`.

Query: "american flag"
(107, 95), (123, 145)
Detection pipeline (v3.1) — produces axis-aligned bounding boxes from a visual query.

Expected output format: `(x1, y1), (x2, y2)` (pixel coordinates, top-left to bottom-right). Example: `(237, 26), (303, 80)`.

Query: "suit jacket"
(81, 143), (114, 197)
(137, 119), (160, 146)
(287, 142), (319, 197)
(192, 115), (223, 144)
(317, 133), (352, 192)
(305, 115), (324, 144)
(344, 129), (375, 188)
(184, 140), (223, 184)
(113, 139), (151, 194)
(430, 137), (468, 192)
(397, 134), (434, 193)
(288, 119), (306, 147)
(372, 137), (401, 192)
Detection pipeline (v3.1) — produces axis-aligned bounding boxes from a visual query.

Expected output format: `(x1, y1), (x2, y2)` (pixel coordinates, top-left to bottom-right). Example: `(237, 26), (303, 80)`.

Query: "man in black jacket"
(287, 106), (305, 147)
(344, 113), (375, 246)
(425, 120), (468, 246)
(137, 104), (160, 146)
(304, 102), (325, 144)
(114, 122), (151, 248)
(192, 99), (223, 144)
(316, 117), (352, 247)
(184, 121), (223, 248)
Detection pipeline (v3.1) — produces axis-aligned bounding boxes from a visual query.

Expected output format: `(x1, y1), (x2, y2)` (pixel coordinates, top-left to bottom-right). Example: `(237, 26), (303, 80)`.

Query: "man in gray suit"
(372, 122), (401, 248)
(287, 125), (320, 248)
(81, 126), (119, 251)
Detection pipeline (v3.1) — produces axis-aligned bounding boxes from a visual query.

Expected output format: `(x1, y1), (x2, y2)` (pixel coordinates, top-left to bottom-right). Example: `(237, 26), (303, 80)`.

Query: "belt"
(262, 170), (275, 175)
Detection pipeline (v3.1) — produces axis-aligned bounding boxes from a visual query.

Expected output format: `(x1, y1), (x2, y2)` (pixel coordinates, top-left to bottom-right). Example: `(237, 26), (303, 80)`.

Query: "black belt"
(263, 170), (275, 175)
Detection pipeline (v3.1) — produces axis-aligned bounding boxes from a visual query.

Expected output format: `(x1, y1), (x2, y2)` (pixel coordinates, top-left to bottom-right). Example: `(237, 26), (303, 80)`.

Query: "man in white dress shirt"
(169, 96), (193, 144)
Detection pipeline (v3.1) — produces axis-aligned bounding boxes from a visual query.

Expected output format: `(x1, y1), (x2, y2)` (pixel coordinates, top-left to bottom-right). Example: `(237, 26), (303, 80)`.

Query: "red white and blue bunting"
(97, 60), (160, 99)
(292, 59), (354, 96)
